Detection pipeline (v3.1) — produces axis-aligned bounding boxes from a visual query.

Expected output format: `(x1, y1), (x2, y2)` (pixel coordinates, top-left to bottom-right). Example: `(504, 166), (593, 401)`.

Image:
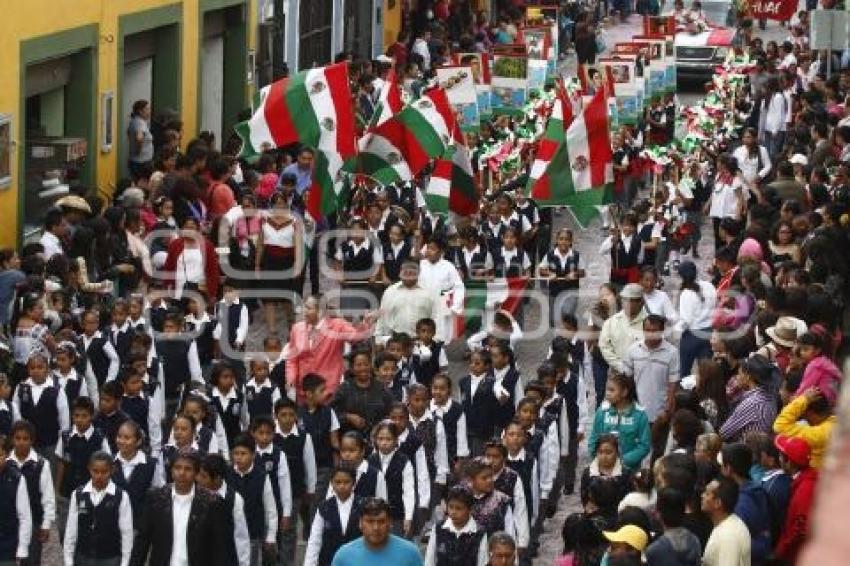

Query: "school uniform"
(386, 376), (408, 403)
(227, 464), (279, 563)
(410, 411), (450, 486)
(601, 233), (643, 286)
(539, 247), (583, 324)
(335, 238), (383, 314)
(382, 240), (413, 283)
(53, 368), (88, 422)
(493, 246), (531, 279)
(459, 373), (498, 457)
(524, 420), (559, 504)
(93, 409), (130, 454)
(388, 182), (422, 218)
(213, 483), (251, 566)
(63, 480), (133, 566)
(128, 316), (153, 339)
(637, 220), (662, 269)
(212, 299), (250, 379)
(121, 390), (164, 454)
(274, 424), (317, 564)
(55, 426), (111, 498)
(396, 355), (419, 392)
(420, 211), (449, 244)
(424, 517), (488, 566)
(155, 335), (202, 416)
(78, 331), (120, 406)
(479, 220), (507, 256)
(160, 441), (200, 484)
(185, 312), (216, 369)
(367, 449), (415, 533)
(411, 340), (448, 389)
(298, 404), (339, 523)
(13, 377), (70, 454)
(112, 451), (165, 526)
(0, 462), (32, 563)
(255, 443), (293, 522)
(449, 245), (493, 282)
(430, 399), (470, 464)
(398, 426), (431, 532)
(146, 304), (169, 334)
(210, 386), (247, 449)
(471, 490), (515, 537)
(491, 364), (524, 432)
(492, 465), (530, 550)
(325, 459), (388, 500)
(108, 321), (136, 365)
(243, 378), (281, 423)
(6, 449), (54, 565)
(505, 448), (540, 529)
(552, 368), (590, 495)
(269, 357), (286, 391)
(304, 495), (364, 566)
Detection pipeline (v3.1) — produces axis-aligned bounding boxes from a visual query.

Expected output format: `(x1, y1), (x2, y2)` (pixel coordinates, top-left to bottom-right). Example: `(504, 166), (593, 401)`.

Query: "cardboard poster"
(522, 27), (551, 60)
(435, 65), (479, 132)
(598, 56), (637, 90)
(643, 16), (676, 36)
(491, 54), (529, 114)
(527, 58), (549, 92)
(455, 52), (491, 84)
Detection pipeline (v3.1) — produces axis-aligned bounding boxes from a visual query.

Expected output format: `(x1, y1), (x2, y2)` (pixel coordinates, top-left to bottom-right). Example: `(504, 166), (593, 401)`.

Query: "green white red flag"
(455, 277), (528, 337)
(424, 127), (478, 217)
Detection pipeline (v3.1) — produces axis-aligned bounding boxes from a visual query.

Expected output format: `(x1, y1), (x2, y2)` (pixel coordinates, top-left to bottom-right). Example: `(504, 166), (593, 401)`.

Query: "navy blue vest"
(544, 249), (582, 293)
(55, 374), (84, 415)
(411, 416), (438, 481)
(398, 429), (424, 504)
(411, 341), (443, 388)
(186, 318), (215, 366)
(367, 450), (410, 520)
(480, 222), (506, 255)
(382, 241), (412, 282)
(73, 487), (124, 559)
(452, 247), (490, 282)
(0, 465), (21, 561)
(493, 248), (528, 278)
(459, 375), (497, 439)
(354, 465), (380, 498)
(109, 326), (135, 363)
(613, 235), (642, 269)
(18, 383), (61, 447)
(210, 389), (244, 449)
(79, 334), (112, 388)
(273, 428), (308, 496)
(219, 485), (238, 565)
(0, 405), (11, 437)
(298, 406), (334, 468)
(434, 522), (486, 566)
(121, 395), (151, 440)
(555, 374), (580, 442)
(245, 382), (276, 421)
(9, 456), (45, 527)
(215, 302), (247, 348)
(493, 367), (521, 430)
(638, 223), (657, 267)
(340, 241), (376, 274)
(505, 456), (535, 523)
(60, 428), (107, 497)
(227, 465), (268, 540)
(317, 497), (364, 566)
(436, 402), (464, 462)
(255, 448), (285, 515)
(155, 338), (192, 399)
(112, 456), (157, 525)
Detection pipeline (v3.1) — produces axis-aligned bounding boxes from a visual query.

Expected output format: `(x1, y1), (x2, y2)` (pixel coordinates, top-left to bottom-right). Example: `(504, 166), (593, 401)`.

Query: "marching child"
(93, 381), (129, 454)
(407, 384), (449, 506)
(63, 451), (133, 565)
(334, 431), (387, 499)
(0, 434), (32, 564)
(304, 466), (364, 566)
(546, 352), (589, 499)
(127, 293), (151, 336)
(197, 454), (251, 566)
(539, 228), (585, 326)
(514, 396), (558, 530)
(273, 397), (317, 565)
(77, 310), (120, 406)
(8, 421), (51, 564)
(209, 362), (247, 449)
(490, 341), (523, 433)
(600, 212), (643, 287)
(424, 485), (488, 566)
(466, 457), (515, 537)
(430, 373), (470, 466)
(155, 312), (203, 421)
(0, 375), (13, 436)
(213, 279), (250, 380)
(185, 295), (216, 370)
(52, 342), (87, 420)
(244, 355), (282, 422)
(161, 414), (198, 482)
(579, 432), (630, 507)
(13, 352), (69, 458)
(250, 416), (293, 545)
(412, 318), (449, 389)
(112, 420), (164, 525)
(503, 420), (539, 564)
(54, 397), (110, 540)
(486, 440), (530, 558)
(120, 366), (163, 453)
(298, 373), (340, 520)
(108, 298), (135, 363)
(385, 332), (419, 392)
(367, 420), (416, 537)
(389, 403), (431, 535)
(228, 434), (279, 565)
(181, 394), (227, 457)
(459, 349), (498, 457)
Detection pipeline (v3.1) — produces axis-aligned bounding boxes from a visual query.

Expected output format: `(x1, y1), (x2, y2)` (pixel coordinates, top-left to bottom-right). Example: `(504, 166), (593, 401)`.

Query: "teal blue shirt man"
(331, 498), (422, 566)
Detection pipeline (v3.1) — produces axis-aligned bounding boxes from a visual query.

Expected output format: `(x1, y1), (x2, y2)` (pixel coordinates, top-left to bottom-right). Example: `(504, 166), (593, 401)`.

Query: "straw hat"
(55, 194), (92, 215)
(766, 317), (798, 348)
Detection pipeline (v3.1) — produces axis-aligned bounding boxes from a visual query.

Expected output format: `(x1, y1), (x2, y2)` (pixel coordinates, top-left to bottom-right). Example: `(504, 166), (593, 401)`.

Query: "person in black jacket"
(130, 449), (229, 566)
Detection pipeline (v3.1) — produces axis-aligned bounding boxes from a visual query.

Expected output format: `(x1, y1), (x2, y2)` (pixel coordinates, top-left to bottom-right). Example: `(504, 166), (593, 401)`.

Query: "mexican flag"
(526, 88), (614, 226)
(234, 63), (356, 218)
(370, 66), (404, 129)
(455, 277), (529, 337)
(424, 129), (478, 216)
(358, 88), (457, 184)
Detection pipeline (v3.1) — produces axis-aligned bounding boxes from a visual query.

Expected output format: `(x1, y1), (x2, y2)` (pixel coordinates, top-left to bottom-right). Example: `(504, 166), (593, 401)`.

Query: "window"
(299, 2), (333, 70)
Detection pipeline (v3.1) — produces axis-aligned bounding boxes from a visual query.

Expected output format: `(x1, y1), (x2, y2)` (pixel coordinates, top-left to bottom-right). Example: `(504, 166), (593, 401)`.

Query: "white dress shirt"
(211, 299), (250, 346)
(492, 365), (524, 408)
(468, 373), (487, 399)
(531, 421), (559, 499)
(6, 470), (31, 559)
(304, 495), (356, 566)
(410, 412), (450, 484)
(378, 450), (416, 521)
(325, 459), (387, 500)
(63, 480), (132, 566)
(275, 424), (317, 493)
(496, 466), (529, 548)
(12, 379), (70, 436)
(115, 450), (165, 490)
(217, 484), (250, 566)
(7, 449), (55, 530)
(430, 399), (470, 458)
(55, 425), (111, 459)
(52, 368), (89, 404)
(170, 486), (194, 566)
(39, 231), (63, 260)
(256, 443), (293, 516)
(677, 280), (717, 332)
(424, 517), (489, 566)
(397, 428), (431, 509)
(643, 289), (678, 324)
(232, 464), (278, 542)
(80, 331), (120, 406)
(507, 449), (540, 522)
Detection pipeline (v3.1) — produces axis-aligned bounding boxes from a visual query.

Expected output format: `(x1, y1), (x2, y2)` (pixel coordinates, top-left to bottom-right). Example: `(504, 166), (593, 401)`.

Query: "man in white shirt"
(418, 240), (465, 343)
(375, 261), (440, 343)
(411, 29), (432, 71)
(622, 315), (680, 426)
(598, 284), (648, 373)
(702, 478), (752, 566)
(39, 209), (66, 261)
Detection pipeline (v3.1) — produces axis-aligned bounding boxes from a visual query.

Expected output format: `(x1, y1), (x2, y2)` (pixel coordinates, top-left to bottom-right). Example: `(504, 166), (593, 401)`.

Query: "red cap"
(775, 435), (811, 468)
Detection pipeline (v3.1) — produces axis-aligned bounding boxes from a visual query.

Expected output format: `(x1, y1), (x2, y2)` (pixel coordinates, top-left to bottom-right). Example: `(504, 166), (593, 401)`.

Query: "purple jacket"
(796, 356), (842, 406)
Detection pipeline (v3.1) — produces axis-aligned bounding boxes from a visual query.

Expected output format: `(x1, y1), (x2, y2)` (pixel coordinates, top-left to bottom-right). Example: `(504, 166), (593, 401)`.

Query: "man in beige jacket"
(598, 283), (647, 374)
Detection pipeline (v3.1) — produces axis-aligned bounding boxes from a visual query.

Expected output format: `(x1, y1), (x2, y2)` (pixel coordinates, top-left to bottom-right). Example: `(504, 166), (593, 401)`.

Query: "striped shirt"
(719, 387), (777, 442)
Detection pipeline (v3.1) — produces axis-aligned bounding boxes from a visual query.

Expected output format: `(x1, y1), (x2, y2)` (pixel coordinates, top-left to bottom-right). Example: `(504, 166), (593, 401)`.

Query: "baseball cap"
(603, 525), (649, 551)
(775, 435), (811, 467)
(789, 154), (808, 166)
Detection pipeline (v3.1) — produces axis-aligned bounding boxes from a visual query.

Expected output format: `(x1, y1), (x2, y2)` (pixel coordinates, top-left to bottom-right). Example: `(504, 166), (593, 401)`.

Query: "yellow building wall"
(0, 0), (256, 248)
(383, 0), (402, 51)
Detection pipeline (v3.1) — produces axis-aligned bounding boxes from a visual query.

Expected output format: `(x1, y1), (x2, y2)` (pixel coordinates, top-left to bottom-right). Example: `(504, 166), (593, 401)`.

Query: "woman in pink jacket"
(285, 296), (378, 402)
(796, 331), (842, 407)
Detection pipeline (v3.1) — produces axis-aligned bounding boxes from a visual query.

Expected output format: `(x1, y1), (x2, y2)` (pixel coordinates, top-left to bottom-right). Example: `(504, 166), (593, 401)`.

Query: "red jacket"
(775, 467), (819, 564)
(163, 235), (221, 303)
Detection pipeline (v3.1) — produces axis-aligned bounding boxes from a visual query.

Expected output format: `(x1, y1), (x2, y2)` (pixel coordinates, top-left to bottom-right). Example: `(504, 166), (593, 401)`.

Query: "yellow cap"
(603, 525), (649, 552)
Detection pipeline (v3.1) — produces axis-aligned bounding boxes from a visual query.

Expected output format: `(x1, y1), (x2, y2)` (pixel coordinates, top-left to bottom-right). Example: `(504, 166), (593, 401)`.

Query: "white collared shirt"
(305, 495), (357, 566)
(468, 373), (487, 398)
(170, 486), (195, 566)
(274, 425), (317, 493)
(429, 399), (470, 458)
(256, 444), (293, 516)
(13, 379), (69, 434)
(216, 484), (250, 566)
(376, 449), (416, 521)
(398, 428), (431, 509)
(55, 425), (111, 459)
(424, 518), (489, 566)
(7, 449), (55, 529)
(232, 464), (279, 542)
(64, 480), (132, 566)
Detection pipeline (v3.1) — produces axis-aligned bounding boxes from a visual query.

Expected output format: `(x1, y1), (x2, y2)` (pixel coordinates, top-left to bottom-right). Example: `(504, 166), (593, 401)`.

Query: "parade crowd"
(0, 1), (848, 565)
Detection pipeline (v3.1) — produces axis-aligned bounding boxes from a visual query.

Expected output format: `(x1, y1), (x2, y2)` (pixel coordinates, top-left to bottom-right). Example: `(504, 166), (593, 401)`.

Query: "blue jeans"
(763, 131), (785, 163)
(680, 328), (713, 376)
